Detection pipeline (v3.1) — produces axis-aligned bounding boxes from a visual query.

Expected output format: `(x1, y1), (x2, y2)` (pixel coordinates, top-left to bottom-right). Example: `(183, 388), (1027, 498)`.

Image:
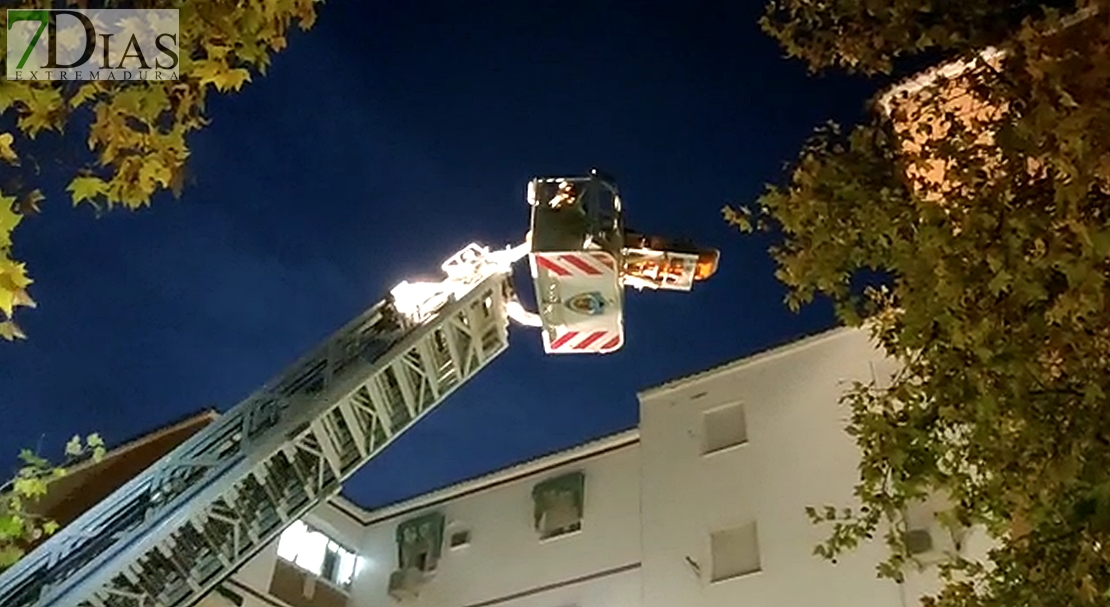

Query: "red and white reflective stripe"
(548, 330), (622, 352)
(534, 252), (615, 277)
(590, 252), (615, 270)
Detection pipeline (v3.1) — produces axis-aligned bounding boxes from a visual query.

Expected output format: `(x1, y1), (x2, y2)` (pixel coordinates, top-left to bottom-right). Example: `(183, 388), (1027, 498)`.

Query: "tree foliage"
(0, 0), (320, 340)
(759, 0), (1075, 75)
(733, 0), (1110, 604)
(0, 435), (105, 570)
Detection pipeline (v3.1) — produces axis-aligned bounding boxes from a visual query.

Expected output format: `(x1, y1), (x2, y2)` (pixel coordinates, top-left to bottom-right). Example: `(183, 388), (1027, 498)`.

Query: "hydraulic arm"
(0, 171), (718, 607)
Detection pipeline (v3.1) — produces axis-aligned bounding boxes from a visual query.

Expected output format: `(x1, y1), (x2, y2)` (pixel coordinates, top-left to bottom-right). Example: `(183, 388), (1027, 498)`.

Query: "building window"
(900, 491), (969, 560)
(396, 512), (445, 572)
(449, 529), (471, 548)
(703, 403), (747, 454)
(710, 521), (761, 582)
(275, 520), (359, 588)
(532, 471), (585, 540)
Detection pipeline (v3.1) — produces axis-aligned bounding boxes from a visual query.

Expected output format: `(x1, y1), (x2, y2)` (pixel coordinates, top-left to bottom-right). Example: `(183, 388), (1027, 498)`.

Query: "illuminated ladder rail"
(0, 270), (513, 607)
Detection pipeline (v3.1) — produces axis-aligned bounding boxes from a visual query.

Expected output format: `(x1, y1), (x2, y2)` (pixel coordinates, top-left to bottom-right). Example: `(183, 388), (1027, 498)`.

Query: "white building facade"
(638, 326), (908, 607)
(207, 326), (983, 607)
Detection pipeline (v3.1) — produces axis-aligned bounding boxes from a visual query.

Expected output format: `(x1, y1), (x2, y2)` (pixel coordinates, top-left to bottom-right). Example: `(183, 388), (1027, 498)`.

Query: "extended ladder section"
(0, 243), (524, 607)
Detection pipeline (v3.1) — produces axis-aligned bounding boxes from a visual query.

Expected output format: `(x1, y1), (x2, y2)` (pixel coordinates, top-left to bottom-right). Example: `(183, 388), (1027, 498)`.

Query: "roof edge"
(875, 4), (1101, 115)
(56, 408), (220, 479)
(338, 427), (640, 525)
(637, 324), (862, 401)
(875, 46), (1005, 115)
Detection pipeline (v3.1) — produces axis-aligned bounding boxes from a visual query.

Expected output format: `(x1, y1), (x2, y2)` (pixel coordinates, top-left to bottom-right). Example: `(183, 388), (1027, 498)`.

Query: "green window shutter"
(396, 511), (445, 570)
(531, 471), (585, 530)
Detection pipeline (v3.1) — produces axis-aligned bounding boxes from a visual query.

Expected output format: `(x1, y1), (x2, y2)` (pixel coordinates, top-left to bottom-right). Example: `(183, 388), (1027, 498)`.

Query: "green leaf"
(17, 449), (46, 467)
(0, 133), (17, 165)
(0, 321), (26, 341)
(13, 477), (47, 498)
(0, 515), (23, 539)
(64, 435), (83, 457)
(0, 545), (24, 569)
(68, 83), (101, 109)
(66, 176), (109, 206)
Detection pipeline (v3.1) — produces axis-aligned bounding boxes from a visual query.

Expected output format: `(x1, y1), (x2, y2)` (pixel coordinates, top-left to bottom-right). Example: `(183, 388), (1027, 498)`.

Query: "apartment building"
(222, 429), (641, 607)
(208, 326), (982, 607)
(23, 326), (983, 607)
(637, 326), (908, 607)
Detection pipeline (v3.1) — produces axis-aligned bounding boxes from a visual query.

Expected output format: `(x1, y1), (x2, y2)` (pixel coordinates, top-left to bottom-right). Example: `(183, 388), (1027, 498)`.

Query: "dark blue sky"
(0, 1), (877, 508)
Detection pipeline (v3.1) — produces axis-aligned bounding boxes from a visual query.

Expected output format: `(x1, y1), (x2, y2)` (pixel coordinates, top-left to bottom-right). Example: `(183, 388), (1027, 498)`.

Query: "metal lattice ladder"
(0, 255), (515, 607)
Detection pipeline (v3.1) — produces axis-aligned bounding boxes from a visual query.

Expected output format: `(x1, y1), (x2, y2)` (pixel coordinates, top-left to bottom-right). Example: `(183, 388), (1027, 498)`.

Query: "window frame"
(702, 402), (748, 455)
(532, 471), (586, 540)
(275, 520), (360, 590)
(709, 521), (762, 583)
(396, 511), (446, 573)
(448, 529), (471, 549)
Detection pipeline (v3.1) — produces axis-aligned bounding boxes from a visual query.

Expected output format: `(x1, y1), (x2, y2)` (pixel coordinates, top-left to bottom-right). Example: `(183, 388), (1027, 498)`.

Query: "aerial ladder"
(0, 170), (719, 607)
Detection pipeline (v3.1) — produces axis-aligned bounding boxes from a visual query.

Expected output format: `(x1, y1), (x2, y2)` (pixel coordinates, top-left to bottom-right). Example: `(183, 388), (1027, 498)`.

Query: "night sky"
(0, 1), (879, 508)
